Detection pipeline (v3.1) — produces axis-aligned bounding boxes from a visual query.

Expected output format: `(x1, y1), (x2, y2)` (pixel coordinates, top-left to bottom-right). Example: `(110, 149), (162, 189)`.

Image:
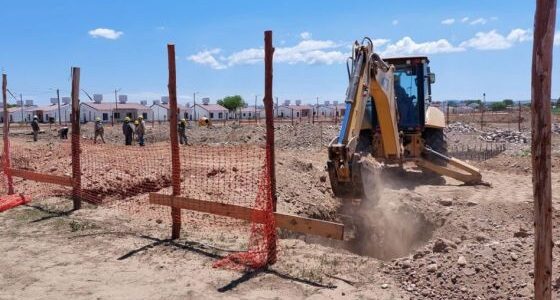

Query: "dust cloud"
(348, 163), (434, 260)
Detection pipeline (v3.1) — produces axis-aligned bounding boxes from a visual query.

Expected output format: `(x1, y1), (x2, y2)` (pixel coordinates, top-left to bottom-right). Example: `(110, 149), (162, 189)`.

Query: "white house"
(30, 104), (71, 123)
(80, 101), (152, 123)
(277, 100), (313, 119)
(0, 106), (37, 123)
(239, 106), (265, 119)
(192, 100), (228, 120)
(150, 102), (192, 121)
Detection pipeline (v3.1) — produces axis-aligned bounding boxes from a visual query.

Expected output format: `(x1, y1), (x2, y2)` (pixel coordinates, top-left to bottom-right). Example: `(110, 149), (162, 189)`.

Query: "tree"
(217, 95), (245, 112)
(490, 101), (507, 111)
(502, 99), (514, 106)
(464, 99), (482, 106)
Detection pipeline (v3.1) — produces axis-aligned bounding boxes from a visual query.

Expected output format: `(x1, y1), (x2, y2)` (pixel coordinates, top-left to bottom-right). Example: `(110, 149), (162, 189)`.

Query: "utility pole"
(255, 95), (258, 124)
(56, 89), (61, 125)
(275, 97), (279, 118)
(113, 89), (119, 126)
(193, 92), (197, 120)
(20, 93), (24, 124)
(481, 92), (486, 130)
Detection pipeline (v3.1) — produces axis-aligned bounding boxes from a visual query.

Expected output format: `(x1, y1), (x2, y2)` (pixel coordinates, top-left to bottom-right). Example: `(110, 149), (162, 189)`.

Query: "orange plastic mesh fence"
(8, 137), (72, 200)
(2, 124), (277, 270)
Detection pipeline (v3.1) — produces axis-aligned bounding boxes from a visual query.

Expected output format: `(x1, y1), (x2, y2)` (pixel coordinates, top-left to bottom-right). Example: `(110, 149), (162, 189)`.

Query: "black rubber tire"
(422, 127), (448, 165)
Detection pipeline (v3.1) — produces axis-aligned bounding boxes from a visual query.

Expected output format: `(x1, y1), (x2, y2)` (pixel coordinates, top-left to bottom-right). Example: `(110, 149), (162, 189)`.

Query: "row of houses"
(1, 96), (346, 123)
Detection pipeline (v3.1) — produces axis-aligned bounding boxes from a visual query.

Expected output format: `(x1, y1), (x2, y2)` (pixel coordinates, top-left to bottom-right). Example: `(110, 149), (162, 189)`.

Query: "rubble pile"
(553, 123), (560, 134)
(479, 129), (529, 144)
(445, 122), (478, 133)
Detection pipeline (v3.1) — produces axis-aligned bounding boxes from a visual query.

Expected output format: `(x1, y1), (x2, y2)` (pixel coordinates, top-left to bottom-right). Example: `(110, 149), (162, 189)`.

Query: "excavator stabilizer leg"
(416, 147), (483, 185)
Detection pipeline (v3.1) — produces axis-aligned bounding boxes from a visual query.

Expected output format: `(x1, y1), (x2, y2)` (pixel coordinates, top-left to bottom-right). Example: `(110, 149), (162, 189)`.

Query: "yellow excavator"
(327, 38), (482, 198)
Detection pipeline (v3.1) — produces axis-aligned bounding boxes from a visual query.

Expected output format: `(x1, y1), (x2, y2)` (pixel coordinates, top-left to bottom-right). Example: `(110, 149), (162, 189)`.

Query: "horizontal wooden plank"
(9, 168), (73, 187)
(149, 193), (344, 240)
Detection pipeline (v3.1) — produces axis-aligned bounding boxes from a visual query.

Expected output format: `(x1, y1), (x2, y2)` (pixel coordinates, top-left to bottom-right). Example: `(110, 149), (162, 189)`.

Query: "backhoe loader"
(327, 38), (482, 198)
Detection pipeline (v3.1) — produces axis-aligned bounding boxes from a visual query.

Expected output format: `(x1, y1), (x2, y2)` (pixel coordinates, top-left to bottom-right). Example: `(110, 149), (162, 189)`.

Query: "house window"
(248, 113), (252, 117)
(143, 113), (148, 120)
(210, 113), (214, 118)
(114, 112), (121, 119)
(102, 113), (109, 121)
(243, 113), (246, 117)
(127, 113), (133, 119)
(218, 112), (223, 119)
(296, 112), (300, 117)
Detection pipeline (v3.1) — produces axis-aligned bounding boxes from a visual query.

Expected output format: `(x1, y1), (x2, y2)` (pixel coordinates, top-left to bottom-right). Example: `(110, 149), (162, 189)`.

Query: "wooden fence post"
(264, 30), (277, 265)
(71, 67), (81, 210)
(2, 74), (14, 195)
(532, 0), (556, 299)
(167, 44), (182, 239)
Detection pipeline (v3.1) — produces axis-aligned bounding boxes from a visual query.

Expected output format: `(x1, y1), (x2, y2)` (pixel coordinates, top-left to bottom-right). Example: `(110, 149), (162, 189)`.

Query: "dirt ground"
(1, 120), (560, 299)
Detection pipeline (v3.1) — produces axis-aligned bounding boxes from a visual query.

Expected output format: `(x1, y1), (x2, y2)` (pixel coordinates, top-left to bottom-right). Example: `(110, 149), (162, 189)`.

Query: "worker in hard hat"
(122, 117), (134, 145)
(94, 117), (105, 144)
(31, 115), (40, 142)
(178, 118), (188, 145)
(136, 116), (146, 146)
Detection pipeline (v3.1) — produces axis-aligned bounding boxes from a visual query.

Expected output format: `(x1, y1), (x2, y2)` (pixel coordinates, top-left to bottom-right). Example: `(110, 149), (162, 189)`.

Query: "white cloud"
(460, 28), (531, 50)
(155, 26), (166, 31)
(189, 35), (352, 69)
(187, 49), (226, 69)
(300, 32), (312, 40)
(372, 38), (390, 48)
(392, 19), (399, 26)
(461, 17), (470, 23)
(88, 28), (123, 40)
(470, 18), (487, 25)
(507, 28), (532, 42)
(441, 18), (455, 25)
(381, 37), (464, 57)
(555, 32), (560, 46)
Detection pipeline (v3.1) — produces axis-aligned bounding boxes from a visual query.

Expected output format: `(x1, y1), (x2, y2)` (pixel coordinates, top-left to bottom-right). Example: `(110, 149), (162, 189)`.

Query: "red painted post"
(264, 30), (277, 265)
(2, 74), (14, 195)
(70, 67), (81, 210)
(168, 44), (182, 239)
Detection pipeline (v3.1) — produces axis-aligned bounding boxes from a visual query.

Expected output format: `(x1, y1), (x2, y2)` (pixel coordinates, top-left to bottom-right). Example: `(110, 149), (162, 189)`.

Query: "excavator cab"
(380, 57), (433, 132)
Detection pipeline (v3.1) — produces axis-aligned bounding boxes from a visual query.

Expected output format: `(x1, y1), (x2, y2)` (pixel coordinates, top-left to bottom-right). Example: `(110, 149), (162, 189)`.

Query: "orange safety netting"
(1, 123), (277, 270)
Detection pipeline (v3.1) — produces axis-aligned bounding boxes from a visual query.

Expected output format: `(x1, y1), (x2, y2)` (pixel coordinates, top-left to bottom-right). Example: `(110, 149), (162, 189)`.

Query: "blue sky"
(0, 0), (559, 105)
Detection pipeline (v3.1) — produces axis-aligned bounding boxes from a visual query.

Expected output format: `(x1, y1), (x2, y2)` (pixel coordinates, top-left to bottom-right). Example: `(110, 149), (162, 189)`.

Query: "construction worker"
(58, 127), (69, 139)
(178, 118), (188, 145)
(123, 117), (134, 145)
(136, 116), (146, 146)
(31, 115), (40, 142)
(94, 117), (105, 144)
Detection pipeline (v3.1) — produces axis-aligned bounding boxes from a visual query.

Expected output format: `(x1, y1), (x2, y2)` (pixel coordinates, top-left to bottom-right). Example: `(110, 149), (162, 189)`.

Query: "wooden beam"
(531, 0), (556, 298)
(10, 168), (73, 187)
(149, 193), (344, 240)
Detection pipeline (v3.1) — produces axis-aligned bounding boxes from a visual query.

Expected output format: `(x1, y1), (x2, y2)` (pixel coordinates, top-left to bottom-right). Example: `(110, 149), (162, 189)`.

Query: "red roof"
(240, 106), (262, 112)
(82, 102), (151, 111)
(33, 104), (70, 112)
(194, 104), (228, 112)
(282, 104), (313, 111)
(151, 103), (191, 111)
